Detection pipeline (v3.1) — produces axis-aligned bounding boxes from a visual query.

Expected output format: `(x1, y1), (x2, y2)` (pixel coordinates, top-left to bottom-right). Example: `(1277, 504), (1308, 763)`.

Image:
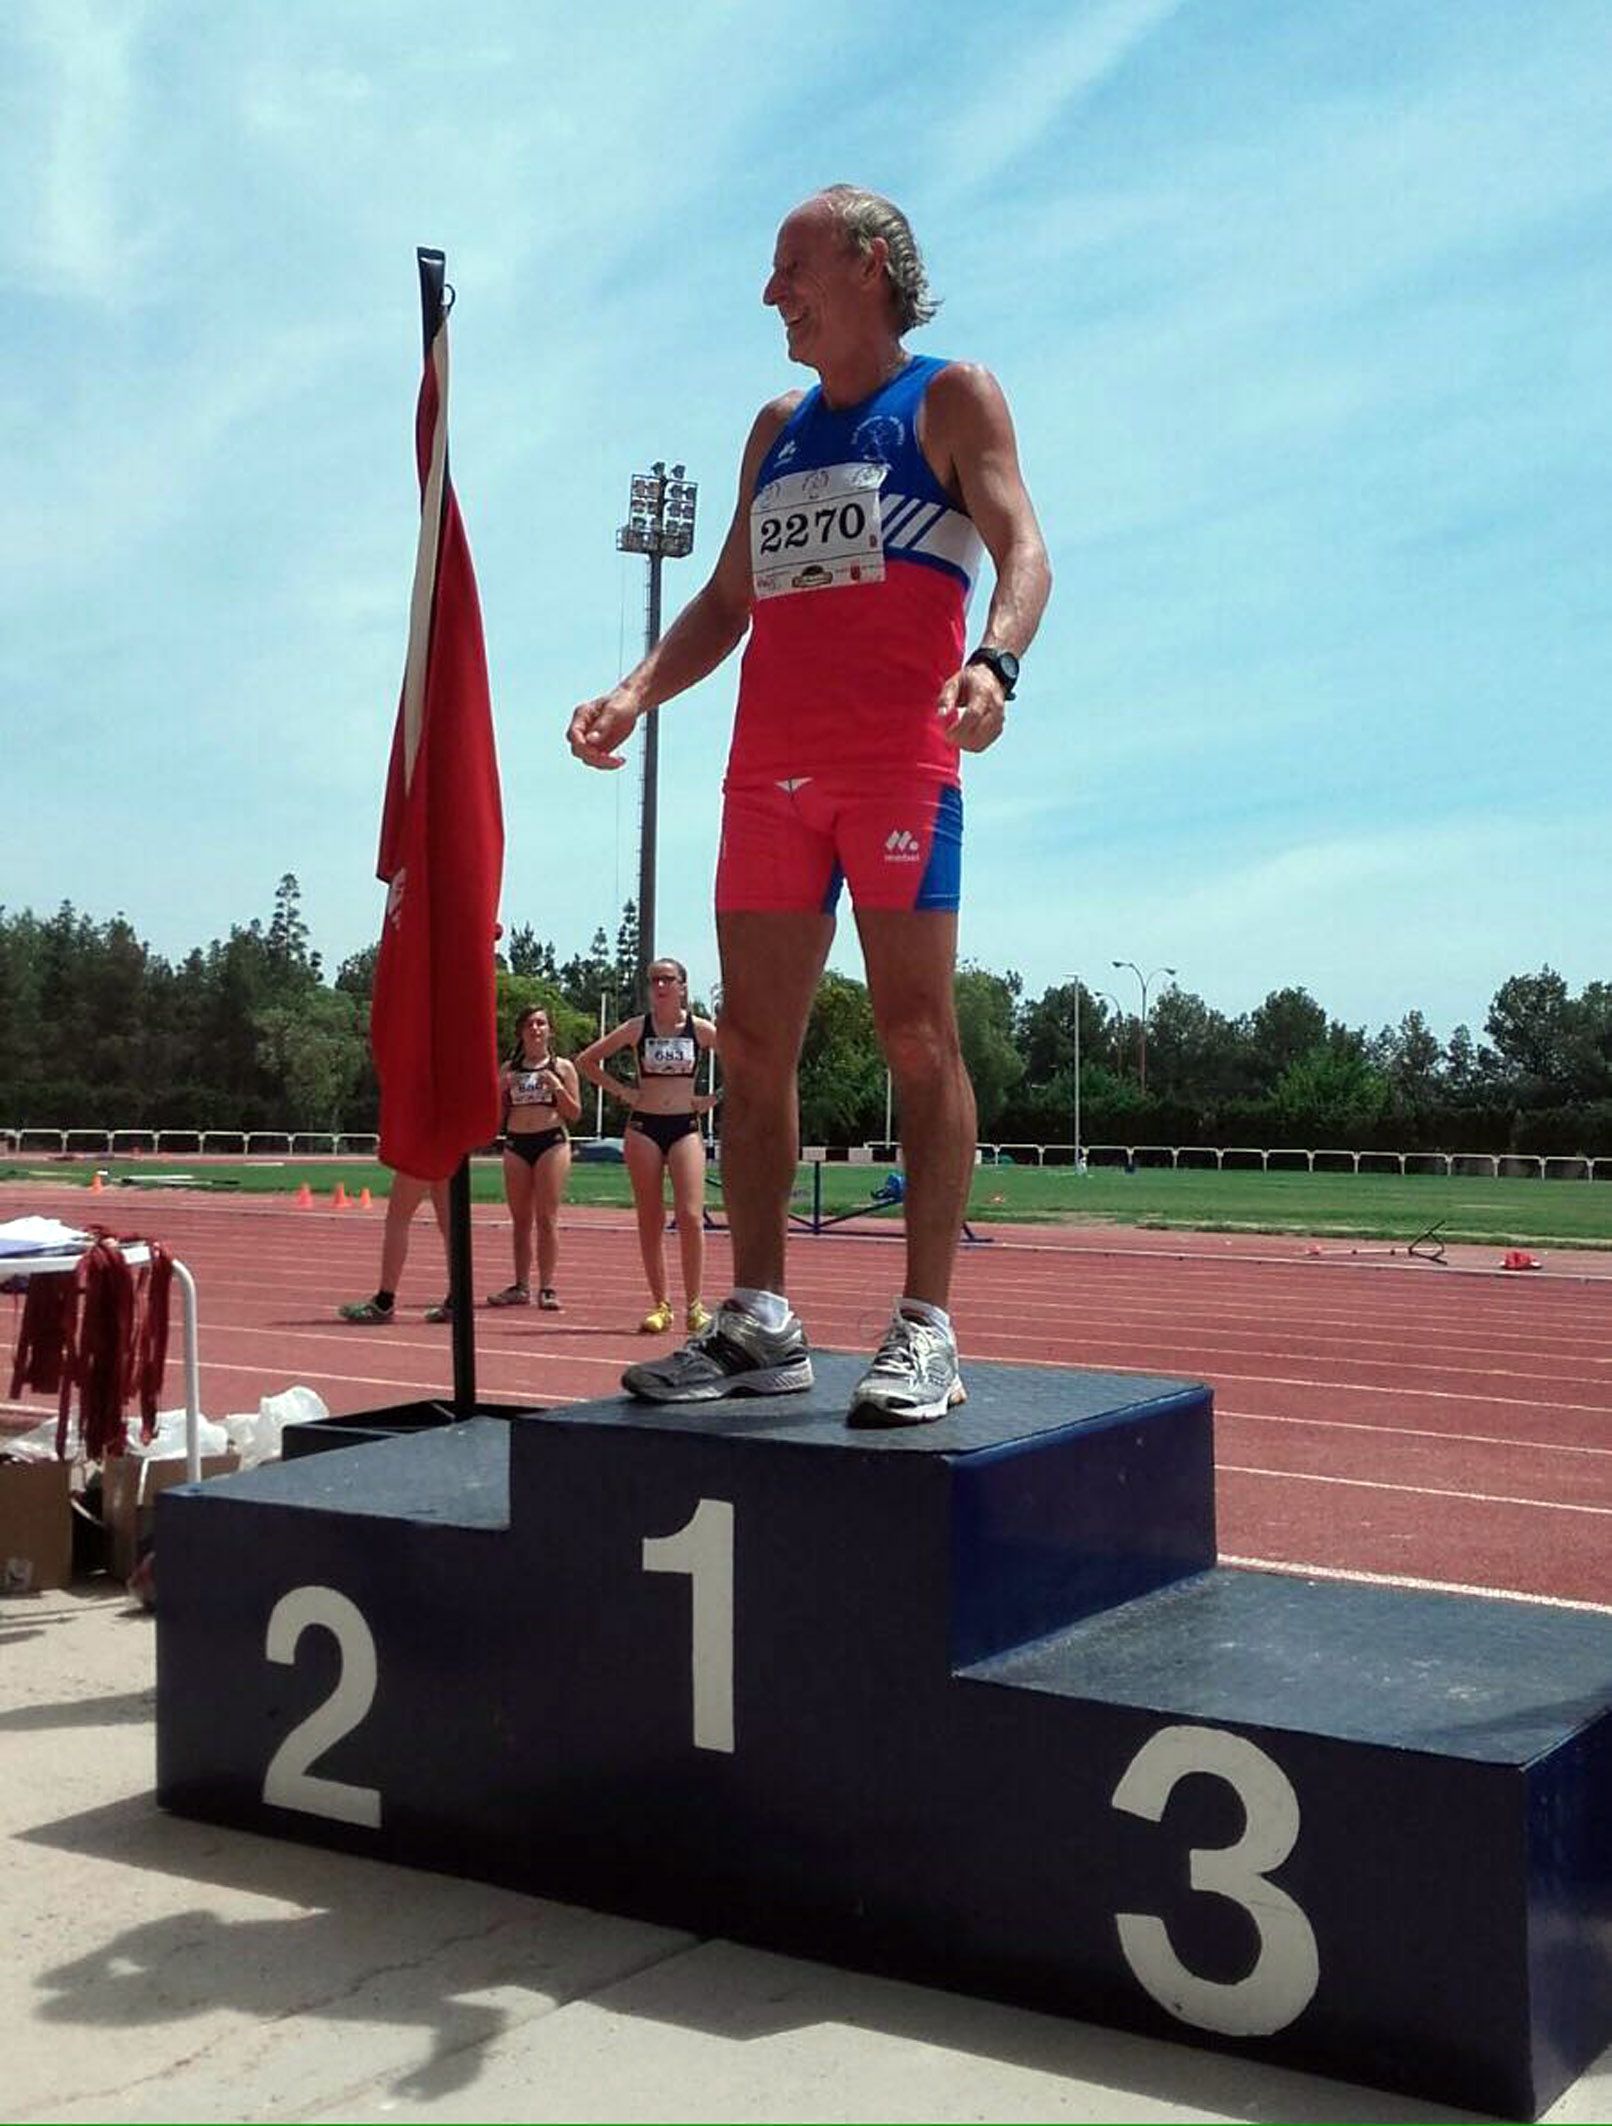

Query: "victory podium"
(156, 1360), (1612, 2116)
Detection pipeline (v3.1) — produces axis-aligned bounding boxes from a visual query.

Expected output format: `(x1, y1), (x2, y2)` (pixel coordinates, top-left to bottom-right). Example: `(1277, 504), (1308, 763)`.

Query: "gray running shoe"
(622, 1300), (813, 1403)
(847, 1310), (967, 1427)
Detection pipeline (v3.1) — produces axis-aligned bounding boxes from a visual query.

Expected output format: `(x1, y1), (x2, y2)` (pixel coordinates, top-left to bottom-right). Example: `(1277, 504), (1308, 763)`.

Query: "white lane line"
(1219, 1405), (1612, 1459)
(1224, 1461), (1612, 1516)
(184, 1358), (586, 1404)
(958, 1347), (1612, 1418)
(1222, 1554), (1612, 1616)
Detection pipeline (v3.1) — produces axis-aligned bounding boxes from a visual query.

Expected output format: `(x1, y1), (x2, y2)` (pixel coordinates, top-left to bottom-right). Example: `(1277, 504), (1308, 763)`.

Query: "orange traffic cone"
(358, 1186), (372, 1210)
(1501, 1248), (1539, 1271)
(294, 1182), (313, 1209)
(88, 1170), (105, 1193)
(332, 1181), (348, 1209)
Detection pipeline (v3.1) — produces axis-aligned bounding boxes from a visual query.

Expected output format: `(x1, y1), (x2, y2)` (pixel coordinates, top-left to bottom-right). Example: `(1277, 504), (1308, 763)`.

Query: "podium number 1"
(643, 1497), (735, 1754)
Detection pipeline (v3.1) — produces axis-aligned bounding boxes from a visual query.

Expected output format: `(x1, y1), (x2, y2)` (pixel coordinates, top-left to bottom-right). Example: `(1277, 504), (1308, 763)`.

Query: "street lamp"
(617, 461), (698, 998)
(1111, 960), (1177, 1094)
(1067, 978), (1127, 1169)
(1066, 975), (1085, 1172)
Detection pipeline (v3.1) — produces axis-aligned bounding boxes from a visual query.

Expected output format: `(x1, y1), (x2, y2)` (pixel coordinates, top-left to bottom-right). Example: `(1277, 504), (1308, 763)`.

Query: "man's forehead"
(773, 199), (840, 256)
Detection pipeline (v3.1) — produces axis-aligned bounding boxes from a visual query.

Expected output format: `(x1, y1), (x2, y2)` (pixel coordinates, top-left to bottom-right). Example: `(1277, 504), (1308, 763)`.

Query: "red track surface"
(8, 1183), (1612, 1609)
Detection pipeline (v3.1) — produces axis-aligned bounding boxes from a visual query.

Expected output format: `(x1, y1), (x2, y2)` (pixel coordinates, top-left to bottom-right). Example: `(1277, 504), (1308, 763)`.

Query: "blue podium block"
(959, 1573), (1612, 2117)
(155, 1360), (1612, 2116)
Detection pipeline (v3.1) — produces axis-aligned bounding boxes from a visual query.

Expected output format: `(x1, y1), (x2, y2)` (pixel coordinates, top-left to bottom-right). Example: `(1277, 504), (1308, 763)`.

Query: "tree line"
(3, 879), (1609, 1154)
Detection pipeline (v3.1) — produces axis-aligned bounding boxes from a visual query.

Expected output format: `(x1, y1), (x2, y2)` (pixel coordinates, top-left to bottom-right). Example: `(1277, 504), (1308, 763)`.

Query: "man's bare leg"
(856, 906), (975, 1373)
(714, 909), (835, 1295)
(618, 911), (829, 1401)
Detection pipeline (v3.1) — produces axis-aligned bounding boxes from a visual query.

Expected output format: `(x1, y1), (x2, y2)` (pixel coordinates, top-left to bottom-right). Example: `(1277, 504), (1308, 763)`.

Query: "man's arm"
(567, 396), (799, 770)
(922, 363), (1052, 754)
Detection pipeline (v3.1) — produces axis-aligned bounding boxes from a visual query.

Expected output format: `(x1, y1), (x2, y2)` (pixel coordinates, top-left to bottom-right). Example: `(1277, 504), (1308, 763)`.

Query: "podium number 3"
(262, 1586), (383, 1828)
(1112, 1723), (1319, 2037)
(643, 1497), (735, 1754)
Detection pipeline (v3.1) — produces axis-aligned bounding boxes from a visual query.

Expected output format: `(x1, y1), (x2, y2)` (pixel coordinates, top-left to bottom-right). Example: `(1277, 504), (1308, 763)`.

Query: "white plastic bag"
(135, 1407), (232, 1461)
(222, 1384), (330, 1469)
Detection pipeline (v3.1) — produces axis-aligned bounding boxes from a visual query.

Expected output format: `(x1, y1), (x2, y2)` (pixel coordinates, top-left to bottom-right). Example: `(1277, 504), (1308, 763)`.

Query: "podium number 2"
(643, 1497), (735, 1754)
(1113, 1723), (1319, 2037)
(262, 1586), (383, 1828)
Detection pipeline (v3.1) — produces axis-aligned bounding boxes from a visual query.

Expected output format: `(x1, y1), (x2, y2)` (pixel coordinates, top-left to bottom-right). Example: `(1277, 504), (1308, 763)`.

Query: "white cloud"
(966, 810), (1611, 1033)
(925, 0), (1187, 200)
(5, 0), (155, 304)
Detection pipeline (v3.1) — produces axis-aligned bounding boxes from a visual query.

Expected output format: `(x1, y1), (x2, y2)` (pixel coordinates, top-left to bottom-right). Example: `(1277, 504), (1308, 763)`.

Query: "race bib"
(642, 1036), (697, 1076)
(751, 460), (886, 600)
(509, 1069), (554, 1108)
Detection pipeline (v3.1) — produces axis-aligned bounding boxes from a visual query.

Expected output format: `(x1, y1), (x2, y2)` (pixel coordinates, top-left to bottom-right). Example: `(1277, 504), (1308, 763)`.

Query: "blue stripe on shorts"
(915, 784), (963, 911)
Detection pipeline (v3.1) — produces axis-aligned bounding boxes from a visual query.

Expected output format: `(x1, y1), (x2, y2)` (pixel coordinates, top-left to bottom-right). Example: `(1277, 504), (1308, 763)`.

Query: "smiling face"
(762, 197), (890, 369)
(518, 1009), (549, 1054)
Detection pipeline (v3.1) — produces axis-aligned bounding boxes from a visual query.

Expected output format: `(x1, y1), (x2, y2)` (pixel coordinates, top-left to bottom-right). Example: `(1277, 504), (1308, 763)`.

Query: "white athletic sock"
(897, 1296), (953, 1335)
(730, 1287), (791, 1330)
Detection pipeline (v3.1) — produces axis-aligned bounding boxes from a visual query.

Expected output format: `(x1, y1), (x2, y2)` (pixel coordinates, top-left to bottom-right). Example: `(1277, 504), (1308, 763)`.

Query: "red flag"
(371, 250), (504, 1182)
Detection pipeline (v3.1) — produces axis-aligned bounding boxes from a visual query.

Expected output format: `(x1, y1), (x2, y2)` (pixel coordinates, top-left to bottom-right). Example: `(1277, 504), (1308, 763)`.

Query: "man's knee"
(716, 1011), (798, 1086)
(880, 1013), (963, 1087)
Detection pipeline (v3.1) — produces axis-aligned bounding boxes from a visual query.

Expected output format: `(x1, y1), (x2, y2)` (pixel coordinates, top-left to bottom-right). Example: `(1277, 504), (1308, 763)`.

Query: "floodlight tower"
(617, 462), (698, 999)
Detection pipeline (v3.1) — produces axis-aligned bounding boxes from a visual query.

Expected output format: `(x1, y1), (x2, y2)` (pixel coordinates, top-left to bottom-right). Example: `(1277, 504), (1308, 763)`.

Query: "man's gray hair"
(819, 185), (939, 333)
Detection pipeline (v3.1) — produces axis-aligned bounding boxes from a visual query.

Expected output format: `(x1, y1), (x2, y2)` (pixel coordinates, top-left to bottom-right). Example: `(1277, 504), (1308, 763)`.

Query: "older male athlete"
(568, 185), (1050, 1423)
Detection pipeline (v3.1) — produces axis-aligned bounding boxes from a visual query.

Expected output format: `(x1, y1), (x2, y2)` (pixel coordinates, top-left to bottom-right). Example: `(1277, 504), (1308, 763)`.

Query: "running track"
(8, 1182), (1612, 1610)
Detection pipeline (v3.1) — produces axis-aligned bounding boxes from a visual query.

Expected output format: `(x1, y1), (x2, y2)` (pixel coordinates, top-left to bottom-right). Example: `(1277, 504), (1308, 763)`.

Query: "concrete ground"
(5, 1585), (1610, 2125)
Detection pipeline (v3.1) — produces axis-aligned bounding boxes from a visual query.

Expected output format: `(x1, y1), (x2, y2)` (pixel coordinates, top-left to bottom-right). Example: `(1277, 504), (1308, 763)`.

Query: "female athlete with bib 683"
(577, 958), (719, 1335)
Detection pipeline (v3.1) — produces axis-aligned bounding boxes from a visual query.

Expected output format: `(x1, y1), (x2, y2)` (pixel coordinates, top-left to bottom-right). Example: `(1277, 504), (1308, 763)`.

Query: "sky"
(5, 0), (1610, 1042)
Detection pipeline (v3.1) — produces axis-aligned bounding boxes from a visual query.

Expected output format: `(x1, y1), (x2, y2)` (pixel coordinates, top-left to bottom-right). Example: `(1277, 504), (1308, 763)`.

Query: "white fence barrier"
(3, 1129), (382, 1158)
(3, 1128), (1608, 1181)
(973, 1143), (1612, 1181)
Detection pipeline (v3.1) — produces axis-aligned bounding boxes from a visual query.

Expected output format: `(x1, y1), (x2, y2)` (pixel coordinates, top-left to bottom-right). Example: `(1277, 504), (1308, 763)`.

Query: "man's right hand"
(568, 689), (642, 770)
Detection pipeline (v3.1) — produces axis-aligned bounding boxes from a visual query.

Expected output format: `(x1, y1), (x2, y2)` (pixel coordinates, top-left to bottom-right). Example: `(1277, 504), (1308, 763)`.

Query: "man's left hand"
(937, 663), (1009, 753)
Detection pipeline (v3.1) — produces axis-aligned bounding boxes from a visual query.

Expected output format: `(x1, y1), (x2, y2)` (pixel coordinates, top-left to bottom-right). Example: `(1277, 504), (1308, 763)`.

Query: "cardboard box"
(0, 1459), (73, 1594)
(101, 1454), (239, 1582)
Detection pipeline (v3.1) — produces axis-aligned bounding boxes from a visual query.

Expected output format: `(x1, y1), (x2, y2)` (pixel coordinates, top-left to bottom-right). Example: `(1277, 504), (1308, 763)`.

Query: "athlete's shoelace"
(869, 1316), (950, 1380)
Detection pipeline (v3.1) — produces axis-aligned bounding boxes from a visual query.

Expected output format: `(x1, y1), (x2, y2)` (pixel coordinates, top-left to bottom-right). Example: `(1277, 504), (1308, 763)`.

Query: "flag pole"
(408, 249), (477, 1421)
(448, 1156), (475, 1415)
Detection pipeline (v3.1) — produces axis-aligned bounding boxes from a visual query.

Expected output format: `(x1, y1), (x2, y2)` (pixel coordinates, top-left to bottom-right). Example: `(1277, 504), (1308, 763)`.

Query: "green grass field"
(8, 1154), (1612, 1249)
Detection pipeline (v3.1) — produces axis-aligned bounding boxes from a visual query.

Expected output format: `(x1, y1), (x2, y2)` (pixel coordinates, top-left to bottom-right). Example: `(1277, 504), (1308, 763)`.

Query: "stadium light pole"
(1066, 975), (1084, 1172)
(617, 461), (698, 1000)
(1112, 961), (1177, 1095)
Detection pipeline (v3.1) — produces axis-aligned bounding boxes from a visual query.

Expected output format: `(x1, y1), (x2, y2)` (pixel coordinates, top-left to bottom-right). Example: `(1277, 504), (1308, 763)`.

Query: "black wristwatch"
(966, 646), (1020, 700)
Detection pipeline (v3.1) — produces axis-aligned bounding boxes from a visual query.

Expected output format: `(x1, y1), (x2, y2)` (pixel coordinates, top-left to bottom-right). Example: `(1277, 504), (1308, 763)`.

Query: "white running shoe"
(847, 1310), (967, 1427)
(622, 1300), (813, 1403)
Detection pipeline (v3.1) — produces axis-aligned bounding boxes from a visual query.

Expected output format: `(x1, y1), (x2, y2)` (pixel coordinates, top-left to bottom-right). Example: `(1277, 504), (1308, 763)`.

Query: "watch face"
(971, 649), (1018, 691)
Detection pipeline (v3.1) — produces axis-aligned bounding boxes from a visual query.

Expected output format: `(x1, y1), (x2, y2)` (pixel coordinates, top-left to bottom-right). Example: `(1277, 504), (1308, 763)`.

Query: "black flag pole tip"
(415, 248), (452, 353)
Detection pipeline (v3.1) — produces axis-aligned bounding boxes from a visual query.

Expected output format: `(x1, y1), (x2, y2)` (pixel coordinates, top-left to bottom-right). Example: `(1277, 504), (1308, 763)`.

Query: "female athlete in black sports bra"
(577, 957), (719, 1334)
(489, 1005), (583, 1310)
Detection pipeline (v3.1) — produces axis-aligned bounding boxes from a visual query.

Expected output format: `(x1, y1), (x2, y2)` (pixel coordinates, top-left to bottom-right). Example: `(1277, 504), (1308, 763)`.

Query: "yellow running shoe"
(640, 1298), (675, 1334)
(686, 1299), (713, 1335)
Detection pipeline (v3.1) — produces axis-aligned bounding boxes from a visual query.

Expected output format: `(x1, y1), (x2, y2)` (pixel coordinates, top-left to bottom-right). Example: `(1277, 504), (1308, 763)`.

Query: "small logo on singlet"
(853, 413), (904, 462)
(884, 829), (921, 862)
(774, 438), (799, 465)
